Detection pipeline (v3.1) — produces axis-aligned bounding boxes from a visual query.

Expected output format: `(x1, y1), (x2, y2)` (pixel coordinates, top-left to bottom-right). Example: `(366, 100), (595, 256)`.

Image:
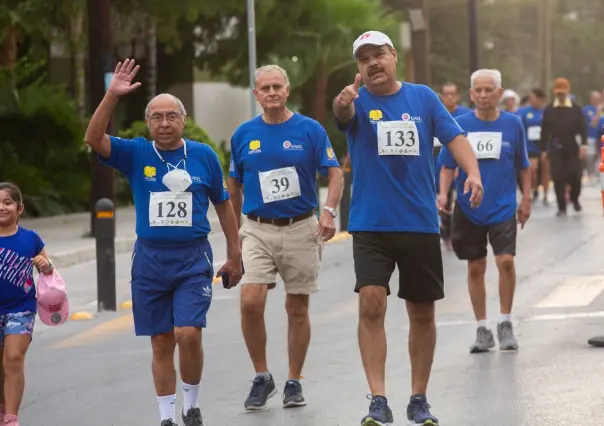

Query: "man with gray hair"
(228, 64), (343, 411)
(85, 59), (243, 426)
(439, 68), (531, 355)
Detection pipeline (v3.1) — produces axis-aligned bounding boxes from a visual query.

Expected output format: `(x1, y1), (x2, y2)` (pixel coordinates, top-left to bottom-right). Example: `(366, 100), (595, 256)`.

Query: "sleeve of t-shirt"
(99, 136), (140, 177)
(313, 122), (340, 176)
(515, 117), (531, 170)
(32, 231), (45, 256)
(439, 145), (458, 169)
(228, 130), (244, 184)
(206, 148), (230, 205)
(428, 88), (465, 145)
(598, 117), (604, 140)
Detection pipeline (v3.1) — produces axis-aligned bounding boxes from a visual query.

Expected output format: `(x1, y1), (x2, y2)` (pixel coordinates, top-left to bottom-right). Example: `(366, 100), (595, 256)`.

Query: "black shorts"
(451, 203), (517, 261)
(352, 232), (444, 302)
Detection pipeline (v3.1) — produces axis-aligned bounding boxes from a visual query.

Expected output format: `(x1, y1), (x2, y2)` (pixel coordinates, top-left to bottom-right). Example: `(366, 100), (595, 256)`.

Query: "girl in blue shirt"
(0, 182), (53, 426)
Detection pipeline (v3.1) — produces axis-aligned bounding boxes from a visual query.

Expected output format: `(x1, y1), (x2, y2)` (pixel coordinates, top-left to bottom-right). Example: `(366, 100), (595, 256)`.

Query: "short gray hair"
(145, 93), (187, 117)
(255, 64), (290, 87)
(471, 69), (502, 89)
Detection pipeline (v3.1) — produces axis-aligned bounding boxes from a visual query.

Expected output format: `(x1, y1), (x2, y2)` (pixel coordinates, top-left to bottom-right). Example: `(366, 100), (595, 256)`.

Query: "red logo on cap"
(360, 32), (373, 40)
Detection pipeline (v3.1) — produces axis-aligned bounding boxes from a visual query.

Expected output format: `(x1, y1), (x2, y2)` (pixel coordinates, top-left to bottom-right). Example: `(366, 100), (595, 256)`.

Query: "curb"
(50, 236), (137, 269)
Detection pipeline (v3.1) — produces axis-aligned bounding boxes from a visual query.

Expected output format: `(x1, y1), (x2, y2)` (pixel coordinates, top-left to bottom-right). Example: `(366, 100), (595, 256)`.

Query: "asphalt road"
(21, 191), (604, 426)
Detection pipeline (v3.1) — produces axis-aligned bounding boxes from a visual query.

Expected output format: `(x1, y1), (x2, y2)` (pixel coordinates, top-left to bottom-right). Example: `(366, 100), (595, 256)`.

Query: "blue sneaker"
(406, 394), (439, 425)
(361, 395), (394, 426)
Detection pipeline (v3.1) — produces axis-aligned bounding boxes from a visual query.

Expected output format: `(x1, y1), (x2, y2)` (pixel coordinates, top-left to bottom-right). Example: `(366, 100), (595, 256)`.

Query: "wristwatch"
(323, 206), (338, 218)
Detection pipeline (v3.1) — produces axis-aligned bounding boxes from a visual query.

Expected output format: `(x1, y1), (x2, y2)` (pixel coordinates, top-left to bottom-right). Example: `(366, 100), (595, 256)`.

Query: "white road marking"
(534, 276), (604, 308)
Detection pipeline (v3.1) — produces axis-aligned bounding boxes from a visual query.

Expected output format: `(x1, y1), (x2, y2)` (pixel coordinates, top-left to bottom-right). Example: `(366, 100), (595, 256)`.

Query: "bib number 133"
(377, 121), (420, 156)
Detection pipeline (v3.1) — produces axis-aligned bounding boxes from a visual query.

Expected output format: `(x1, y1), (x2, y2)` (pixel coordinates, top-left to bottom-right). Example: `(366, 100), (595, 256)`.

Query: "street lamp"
(247, 0), (257, 118)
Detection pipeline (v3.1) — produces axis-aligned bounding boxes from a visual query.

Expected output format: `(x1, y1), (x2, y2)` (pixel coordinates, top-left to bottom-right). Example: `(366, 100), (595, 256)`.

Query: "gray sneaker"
(469, 326), (495, 353)
(497, 321), (519, 351)
(161, 420), (178, 426)
(182, 407), (204, 426)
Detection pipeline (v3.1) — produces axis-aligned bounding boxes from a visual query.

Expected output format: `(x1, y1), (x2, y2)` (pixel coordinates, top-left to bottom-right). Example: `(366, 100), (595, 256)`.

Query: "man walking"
(539, 77), (588, 216)
(228, 64), (343, 411)
(439, 69), (531, 354)
(85, 59), (243, 426)
(333, 31), (483, 426)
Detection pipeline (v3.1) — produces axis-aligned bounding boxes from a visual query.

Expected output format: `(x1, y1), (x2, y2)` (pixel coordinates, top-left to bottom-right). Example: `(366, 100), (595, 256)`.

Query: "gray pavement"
(18, 185), (604, 425)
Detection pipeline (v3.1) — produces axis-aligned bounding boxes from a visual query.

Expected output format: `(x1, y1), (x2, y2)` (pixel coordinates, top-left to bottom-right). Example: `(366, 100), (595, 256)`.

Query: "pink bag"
(37, 269), (70, 326)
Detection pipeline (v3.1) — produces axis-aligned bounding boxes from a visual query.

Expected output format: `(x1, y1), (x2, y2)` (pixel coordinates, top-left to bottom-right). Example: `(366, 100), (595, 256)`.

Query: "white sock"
(499, 314), (512, 323)
(478, 319), (489, 328)
(182, 381), (200, 413)
(157, 394), (176, 421)
(256, 372), (271, 379)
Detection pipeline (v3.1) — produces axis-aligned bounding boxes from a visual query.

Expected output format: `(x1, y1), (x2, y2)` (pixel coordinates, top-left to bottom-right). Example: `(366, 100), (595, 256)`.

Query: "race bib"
(149, 192), (193, 227)
(377, 121), (420, 156)
(258, 166), (301, 203)
(433, 137), (442, 148)
(527, 126), (541, 141)
(467, 132), (502, 160)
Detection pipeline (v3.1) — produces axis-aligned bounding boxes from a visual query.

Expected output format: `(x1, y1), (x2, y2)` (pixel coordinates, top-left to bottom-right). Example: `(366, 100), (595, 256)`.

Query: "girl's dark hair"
(531, 88), (547, 99)
(0, 182), (23, 204)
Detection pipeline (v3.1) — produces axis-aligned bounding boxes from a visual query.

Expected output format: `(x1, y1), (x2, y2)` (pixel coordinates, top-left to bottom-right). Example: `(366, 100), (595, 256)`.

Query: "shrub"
(0, 61), (89, 217)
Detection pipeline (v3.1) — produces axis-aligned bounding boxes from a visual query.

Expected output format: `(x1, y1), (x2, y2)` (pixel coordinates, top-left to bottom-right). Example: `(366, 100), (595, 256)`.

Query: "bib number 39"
(467, 132), (503, 160)
(377, 121), (420, 156)
(258, 166), (301, 203)
(149, 192), (193, 227)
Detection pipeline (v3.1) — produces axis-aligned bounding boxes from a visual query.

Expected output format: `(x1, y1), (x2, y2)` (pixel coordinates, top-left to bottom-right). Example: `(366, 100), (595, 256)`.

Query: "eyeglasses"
(147, 111), (183, 124)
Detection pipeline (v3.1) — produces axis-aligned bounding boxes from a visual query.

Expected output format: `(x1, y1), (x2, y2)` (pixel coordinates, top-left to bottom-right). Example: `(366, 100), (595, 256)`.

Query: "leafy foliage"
(0, 60), (88, 217)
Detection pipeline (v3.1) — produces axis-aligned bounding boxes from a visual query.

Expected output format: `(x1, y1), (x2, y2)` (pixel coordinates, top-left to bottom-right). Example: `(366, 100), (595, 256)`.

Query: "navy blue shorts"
(131, 238), (214, 336)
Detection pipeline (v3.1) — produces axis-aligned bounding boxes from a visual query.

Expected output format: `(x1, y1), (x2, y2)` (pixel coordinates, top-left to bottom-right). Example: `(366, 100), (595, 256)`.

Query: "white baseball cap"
(352, 31), (394, 58)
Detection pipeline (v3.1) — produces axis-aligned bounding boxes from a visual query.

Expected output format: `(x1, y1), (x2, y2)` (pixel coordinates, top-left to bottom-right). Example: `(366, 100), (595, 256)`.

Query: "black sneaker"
(161, 420), (178, 426)
(283, 380), (306, 408)
(244, 374), (277, 410)
(573, 201), (582, 212)
(182, 407), (204, 426)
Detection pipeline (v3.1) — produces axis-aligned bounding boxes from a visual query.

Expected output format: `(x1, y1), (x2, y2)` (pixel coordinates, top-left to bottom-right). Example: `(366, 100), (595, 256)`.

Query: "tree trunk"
(146, 16), (157, 101)
(310, 64), (329, 123)
(69, 7), (86, 117)
(0, 25), (18, 70)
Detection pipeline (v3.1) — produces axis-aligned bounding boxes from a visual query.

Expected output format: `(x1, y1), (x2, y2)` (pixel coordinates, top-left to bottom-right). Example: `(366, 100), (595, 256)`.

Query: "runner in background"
(439, 68), (531, 354)
(518, 88), (549, 204)
(585, 92), (603, 176)
(434, 83), (472, 250)
(501, 89), (521, 114)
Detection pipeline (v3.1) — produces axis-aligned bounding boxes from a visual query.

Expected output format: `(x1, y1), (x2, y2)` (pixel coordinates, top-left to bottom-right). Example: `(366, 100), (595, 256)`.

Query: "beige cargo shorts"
(240, 215), (323, 294)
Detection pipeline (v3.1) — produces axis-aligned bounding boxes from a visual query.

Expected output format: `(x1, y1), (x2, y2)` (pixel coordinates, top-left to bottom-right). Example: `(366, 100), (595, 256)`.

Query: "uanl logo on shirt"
(144, 166), (157, 182)
(191, 176), (201, 183)
(369, 109), (383, 124)
(249, 140), (261, 154)
(283, 140), (303, 150)
(402, 113), (423, 122)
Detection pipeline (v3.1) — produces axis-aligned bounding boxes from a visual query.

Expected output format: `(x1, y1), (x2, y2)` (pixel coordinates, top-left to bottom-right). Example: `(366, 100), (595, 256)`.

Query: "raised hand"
(337, 73), (362, 106)
(108, 58), (142, 97)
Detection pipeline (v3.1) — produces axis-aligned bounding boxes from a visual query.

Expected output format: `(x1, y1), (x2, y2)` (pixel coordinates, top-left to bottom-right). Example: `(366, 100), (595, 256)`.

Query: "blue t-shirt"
(229, 114), (339, 219)
(434, 105), (473, 192)
(100, 137), (229, 244)
(0, 227), (44, 314)
(518, 106), (544, 155)
(439, 111), (530, 226)
(337, 82), (465, 233)
(583, 105), (599, 141)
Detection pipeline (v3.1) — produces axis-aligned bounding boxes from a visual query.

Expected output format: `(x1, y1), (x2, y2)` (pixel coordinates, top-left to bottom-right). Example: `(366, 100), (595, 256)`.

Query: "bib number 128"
(158, 201), (187, 218)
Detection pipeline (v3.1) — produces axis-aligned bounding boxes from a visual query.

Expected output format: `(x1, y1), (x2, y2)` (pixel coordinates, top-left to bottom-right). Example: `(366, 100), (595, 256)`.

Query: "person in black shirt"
(539, 78), (588, 216)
